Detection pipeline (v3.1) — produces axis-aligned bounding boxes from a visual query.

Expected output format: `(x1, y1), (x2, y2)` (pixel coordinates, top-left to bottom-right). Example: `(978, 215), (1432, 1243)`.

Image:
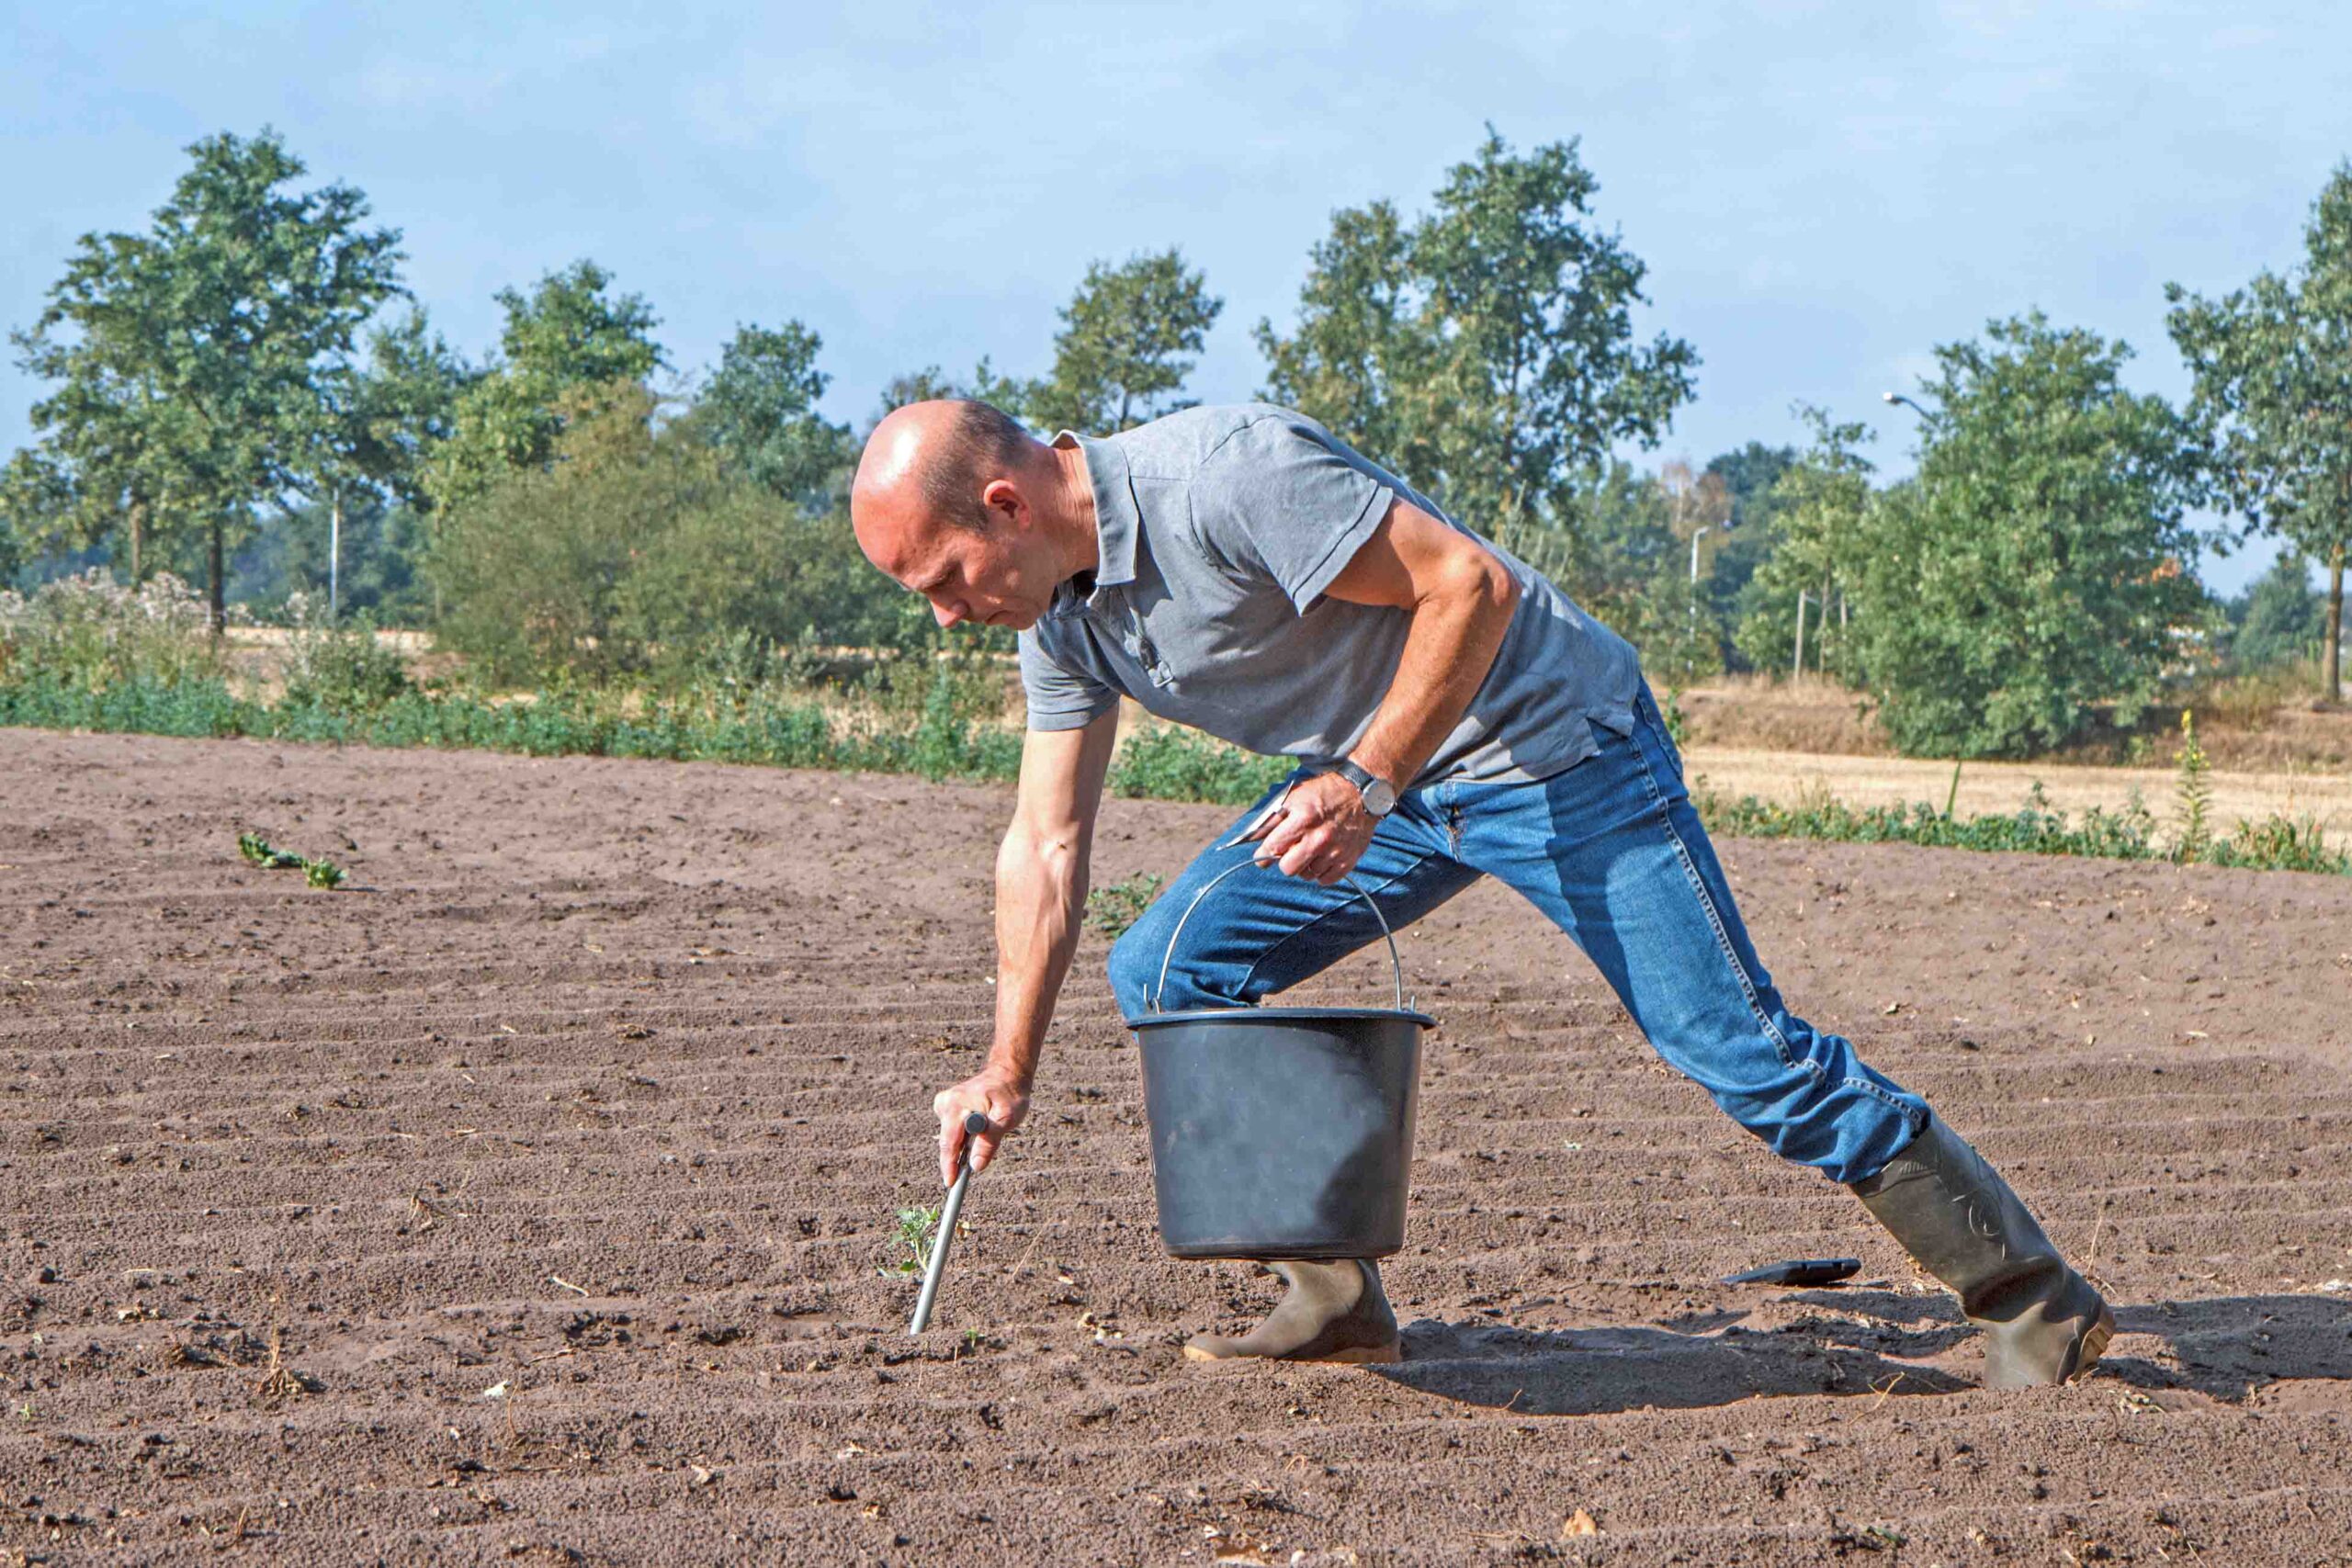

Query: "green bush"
(428, 386), (910, 686)
(1108, 725), (1294, 805)
(277, 596), (413, 711)
(0, 570), (226, 691)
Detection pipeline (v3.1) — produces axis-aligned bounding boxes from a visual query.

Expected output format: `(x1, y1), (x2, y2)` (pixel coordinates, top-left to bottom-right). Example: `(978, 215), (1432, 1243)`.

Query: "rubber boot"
(1850, 1113), (2114, 1387)
(1184, 1259), (1401, 1365)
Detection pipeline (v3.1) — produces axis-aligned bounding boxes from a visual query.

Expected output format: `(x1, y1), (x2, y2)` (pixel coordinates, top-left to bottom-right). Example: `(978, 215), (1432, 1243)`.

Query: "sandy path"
(1684, 743), (2352, 841)
(3, 728), (2349, 1564)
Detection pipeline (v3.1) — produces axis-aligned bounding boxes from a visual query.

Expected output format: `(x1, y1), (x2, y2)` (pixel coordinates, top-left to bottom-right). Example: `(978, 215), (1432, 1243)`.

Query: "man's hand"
(1240, 771), (1380, 886)
(933, 1066), (1030, 1186)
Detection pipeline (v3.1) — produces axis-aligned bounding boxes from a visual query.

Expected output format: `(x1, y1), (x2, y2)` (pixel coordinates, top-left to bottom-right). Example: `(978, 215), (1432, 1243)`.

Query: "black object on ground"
(1721, 1258), (1863, 1287)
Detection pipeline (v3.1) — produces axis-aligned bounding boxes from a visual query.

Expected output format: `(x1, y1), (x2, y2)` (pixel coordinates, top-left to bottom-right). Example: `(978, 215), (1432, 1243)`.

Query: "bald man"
(852, 400), (2109, 1383)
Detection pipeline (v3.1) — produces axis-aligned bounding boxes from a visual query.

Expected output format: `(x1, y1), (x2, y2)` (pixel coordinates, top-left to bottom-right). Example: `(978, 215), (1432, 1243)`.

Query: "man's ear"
(981, 478), (1024, 530)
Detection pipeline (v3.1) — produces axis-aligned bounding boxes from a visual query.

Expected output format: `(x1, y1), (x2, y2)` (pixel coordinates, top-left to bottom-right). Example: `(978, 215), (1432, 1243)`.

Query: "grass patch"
(1108, 725), (1292, 805)
(1084, 873), (1165, 939)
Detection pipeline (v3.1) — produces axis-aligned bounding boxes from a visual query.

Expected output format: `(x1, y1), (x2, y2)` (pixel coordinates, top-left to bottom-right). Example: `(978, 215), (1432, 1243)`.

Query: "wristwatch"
(1329, 758), (1397, 818)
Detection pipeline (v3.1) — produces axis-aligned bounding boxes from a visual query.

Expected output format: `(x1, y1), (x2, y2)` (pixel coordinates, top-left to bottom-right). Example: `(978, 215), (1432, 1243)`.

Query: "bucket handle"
(1149, 857), (1409, 1014)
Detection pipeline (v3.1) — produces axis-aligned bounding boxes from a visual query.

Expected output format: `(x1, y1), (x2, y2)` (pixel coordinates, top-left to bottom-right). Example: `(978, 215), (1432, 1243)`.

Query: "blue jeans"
(1108, 682), (1928, 1186)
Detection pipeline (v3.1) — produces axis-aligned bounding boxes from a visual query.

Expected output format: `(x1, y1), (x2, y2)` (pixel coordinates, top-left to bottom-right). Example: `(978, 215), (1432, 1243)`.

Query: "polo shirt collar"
(1057, 430), (1138, 605)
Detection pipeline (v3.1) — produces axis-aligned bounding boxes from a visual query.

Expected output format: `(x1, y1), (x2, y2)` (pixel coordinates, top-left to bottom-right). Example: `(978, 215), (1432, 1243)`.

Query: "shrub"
(277, 593), (413, 712)
(0, 570), (224, 692)
(1108, 725), (1294, 805)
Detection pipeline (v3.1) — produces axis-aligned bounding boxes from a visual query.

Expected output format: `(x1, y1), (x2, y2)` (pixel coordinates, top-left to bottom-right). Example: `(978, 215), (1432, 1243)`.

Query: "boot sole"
(2067, 1304), (2116, 1383)
(1184, 1341), (1402, 1366)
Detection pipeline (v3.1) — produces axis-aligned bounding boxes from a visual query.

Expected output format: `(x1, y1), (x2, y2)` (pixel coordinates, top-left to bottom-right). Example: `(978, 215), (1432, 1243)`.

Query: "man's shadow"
(1374, 1291), (2352, 1416)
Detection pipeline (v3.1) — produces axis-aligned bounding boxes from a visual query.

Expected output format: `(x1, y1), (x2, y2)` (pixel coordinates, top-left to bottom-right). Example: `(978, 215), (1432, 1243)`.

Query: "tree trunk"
(208, 517), (225, 637)
(1792, 589), (1808, 682)
(330, 489), (343, 618)
(2327, 542), (2345, 707)
(1820, 573), (1833, 676)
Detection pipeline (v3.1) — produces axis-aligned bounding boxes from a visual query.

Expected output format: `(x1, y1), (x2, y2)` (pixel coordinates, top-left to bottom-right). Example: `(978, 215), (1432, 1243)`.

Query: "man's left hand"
(1240, 771), (1381, 886)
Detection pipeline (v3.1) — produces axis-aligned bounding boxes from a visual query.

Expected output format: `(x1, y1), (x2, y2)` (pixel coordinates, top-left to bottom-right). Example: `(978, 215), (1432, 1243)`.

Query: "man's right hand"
(933, 1066), (1030, 1187)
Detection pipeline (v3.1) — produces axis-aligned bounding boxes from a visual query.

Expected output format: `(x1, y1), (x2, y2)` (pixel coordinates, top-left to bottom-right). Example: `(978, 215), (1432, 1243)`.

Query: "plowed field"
(5, 728), (2349, 1565)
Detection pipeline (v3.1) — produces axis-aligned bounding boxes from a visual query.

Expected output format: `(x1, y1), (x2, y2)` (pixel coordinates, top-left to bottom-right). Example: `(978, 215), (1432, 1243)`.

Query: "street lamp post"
(1687, 515), (1735, 678)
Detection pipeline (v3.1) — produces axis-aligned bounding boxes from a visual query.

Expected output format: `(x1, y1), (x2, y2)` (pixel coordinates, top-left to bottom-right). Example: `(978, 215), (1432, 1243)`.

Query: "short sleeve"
(1017, 626), (1119, 731)
(1196, 416), (1396, 614)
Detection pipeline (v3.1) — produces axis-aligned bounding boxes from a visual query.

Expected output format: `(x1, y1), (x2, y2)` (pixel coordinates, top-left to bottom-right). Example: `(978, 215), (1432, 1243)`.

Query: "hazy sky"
(6, 1), (2346, 592)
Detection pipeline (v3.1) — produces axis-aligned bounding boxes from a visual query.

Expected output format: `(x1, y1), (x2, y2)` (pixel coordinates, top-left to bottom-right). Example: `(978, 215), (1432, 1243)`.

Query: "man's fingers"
(938, 1120), (964, 1187)
(968, 1126), (1002, 1175)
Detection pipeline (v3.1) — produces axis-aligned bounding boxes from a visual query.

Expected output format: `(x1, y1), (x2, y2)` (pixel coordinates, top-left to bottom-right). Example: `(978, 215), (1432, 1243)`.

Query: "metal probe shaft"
(909, 1111), (989, 1336)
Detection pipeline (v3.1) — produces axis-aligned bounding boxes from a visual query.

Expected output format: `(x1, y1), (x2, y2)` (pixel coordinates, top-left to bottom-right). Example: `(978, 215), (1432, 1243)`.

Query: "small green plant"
(2173, 708), (2211, 862)
(1661, 685), (1690, 750)
(1085, 872), (1165, 939)
(882, 1205), (943, 1277)
(237, 829), (347, 889)
(238, 831), (305, 869)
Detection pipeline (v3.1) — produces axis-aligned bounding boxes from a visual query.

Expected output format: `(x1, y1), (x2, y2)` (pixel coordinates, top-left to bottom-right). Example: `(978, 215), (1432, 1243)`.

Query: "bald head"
(854, 400), (1036, 551)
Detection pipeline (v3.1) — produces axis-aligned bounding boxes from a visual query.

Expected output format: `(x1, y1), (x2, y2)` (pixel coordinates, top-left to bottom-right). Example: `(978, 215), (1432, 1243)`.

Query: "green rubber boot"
(1184, 1259), (1401, 1365)
(1850, 1114), (2114, 1387)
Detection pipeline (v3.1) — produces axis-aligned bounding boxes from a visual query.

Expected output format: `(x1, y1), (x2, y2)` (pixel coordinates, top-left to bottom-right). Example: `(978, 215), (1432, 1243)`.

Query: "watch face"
(1362, 779), (1397, 816)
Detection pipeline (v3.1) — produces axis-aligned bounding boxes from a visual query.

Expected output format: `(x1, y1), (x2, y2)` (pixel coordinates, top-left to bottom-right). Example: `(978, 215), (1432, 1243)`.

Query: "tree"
(1734, 408), (1873, 681)
(426, 259), (664, 513)
(1849, 314), (2203, 758)
(684, 321), (851, 506)
(6, 130), (403, 626)
(1259, 128), (1699, 581)
(2167, 163), (2352, 704)
(2230, 550), (2327, 671)
(1703, 441), (1795, 663)
(1023, 250), (1223, 433)
(432, 388), (899, 682)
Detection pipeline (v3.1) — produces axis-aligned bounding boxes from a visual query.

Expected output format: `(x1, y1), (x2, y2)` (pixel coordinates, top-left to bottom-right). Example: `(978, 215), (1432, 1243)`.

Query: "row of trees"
(5, 127), (2348, 755)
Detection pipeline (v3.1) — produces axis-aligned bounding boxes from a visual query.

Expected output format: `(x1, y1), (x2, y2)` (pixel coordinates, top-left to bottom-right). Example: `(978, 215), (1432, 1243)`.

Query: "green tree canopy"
(1258, 128), (1699, 583)
(1021, 250), (1224, 433)
(2230, 550), (2328, 671)
(2167, 162), (2352, 703)
(433, 387), (902, 683)
(1734, 407), (1873, 680)
(7, 129), (403, 620)
(684, 321), (851, 506)
(1850, 313), (2203, 758)
(427, 259), (664, 513)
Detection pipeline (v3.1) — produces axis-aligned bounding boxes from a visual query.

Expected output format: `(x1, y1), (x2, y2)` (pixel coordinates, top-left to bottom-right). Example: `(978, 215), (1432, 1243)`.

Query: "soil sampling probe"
(908, 1110), (989, 1336)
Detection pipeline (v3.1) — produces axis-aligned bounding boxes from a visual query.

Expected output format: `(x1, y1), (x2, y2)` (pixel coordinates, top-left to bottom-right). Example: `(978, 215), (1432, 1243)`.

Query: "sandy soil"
(4, 728), (2350, 1565)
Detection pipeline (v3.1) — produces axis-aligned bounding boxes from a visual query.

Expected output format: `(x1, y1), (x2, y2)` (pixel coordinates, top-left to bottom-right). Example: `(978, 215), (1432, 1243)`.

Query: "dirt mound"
(5, 728), (2349, 1563)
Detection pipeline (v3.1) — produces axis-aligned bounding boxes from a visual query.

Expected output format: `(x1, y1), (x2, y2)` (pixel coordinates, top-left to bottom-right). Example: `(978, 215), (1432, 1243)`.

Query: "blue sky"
(6, 1), (2345, 593)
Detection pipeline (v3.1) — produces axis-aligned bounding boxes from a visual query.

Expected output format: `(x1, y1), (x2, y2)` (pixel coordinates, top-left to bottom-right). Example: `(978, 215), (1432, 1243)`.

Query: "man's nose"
(931, 598), (964, 629)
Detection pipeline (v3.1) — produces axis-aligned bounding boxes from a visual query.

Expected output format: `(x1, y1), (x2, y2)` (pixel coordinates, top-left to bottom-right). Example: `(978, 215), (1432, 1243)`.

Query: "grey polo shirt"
(1016, 403), (1641, 787)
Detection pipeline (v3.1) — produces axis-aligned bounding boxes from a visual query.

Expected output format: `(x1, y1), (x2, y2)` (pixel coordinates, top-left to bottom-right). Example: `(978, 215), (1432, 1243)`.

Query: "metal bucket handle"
(1148, 857), (1409, 1014)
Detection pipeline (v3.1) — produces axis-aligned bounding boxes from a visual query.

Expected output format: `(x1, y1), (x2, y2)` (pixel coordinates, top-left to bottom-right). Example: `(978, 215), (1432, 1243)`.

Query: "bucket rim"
(1127, 1005), (1437, 1031)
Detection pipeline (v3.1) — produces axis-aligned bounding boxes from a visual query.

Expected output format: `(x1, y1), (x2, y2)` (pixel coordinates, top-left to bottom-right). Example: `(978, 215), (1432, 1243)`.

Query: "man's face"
(858, 479), (1058, 634)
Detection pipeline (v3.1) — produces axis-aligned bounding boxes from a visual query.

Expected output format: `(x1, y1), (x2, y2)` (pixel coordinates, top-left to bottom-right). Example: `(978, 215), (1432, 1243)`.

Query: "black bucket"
(1127, 863), (1436, 1260)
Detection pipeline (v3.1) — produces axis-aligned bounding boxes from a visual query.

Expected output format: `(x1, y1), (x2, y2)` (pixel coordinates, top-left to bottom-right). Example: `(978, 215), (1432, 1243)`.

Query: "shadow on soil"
(1379, 1291), (2352, 1416)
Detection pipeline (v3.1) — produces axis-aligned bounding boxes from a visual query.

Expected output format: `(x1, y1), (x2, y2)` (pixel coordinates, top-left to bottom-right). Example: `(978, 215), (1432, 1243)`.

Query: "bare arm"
(1250, 496), (1520, 884)
(933, 706), (1120, 1183)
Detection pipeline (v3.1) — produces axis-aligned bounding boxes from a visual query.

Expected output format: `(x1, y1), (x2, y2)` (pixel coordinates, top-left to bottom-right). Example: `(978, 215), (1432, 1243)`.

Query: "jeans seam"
(1627, 705), (1809, 1077)
(1234, 846), (1448, 999)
